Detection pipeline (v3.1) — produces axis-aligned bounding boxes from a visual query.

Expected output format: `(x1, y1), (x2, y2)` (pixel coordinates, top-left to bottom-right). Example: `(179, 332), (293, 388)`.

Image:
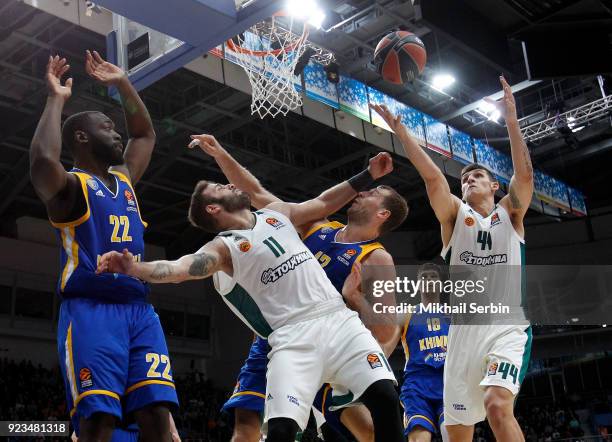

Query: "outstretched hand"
(46, 55), (72, 100)
(368, 152), (393, 180)
(188, 134), (226, 158)
(369, 103), (405, 134)
(484, 76), (518, 123)
(85, 50), (126, 86)
(96, 249), (135, 275)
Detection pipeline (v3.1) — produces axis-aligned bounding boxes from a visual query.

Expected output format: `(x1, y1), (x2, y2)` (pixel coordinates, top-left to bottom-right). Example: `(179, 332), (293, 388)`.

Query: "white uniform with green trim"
(213, 208), (395, 430)
(441, 203), (532, 426)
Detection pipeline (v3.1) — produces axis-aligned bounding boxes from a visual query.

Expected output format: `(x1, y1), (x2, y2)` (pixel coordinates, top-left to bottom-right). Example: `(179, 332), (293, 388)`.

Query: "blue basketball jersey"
(401, 305), (450, 377)
(52, 168), (149, 303)
(302, 221), (384, 293)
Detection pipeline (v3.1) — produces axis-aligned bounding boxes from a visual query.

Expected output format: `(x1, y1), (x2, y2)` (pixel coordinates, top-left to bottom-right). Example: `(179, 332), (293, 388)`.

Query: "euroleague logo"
(464, 216), (475, 227)
(79, 367), (93, 388)
(266, 217), (285, 229)
(124, 190), (136, 206)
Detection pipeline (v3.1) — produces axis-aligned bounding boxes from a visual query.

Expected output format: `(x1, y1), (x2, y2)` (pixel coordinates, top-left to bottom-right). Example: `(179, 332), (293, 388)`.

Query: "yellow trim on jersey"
(356, 242), (385, 263)
(59, 226), (79, 291)
(302, 221), (345, 240)
(69, 389), (121, 418)
(76, 389), (120, 406)
(125, 379), (175, 395)
(407, 414), (436, 428)
(321, 384), (332, 418)
(65, 323), (78, 405)
(50, 172), (91, 228)
(401, 313), (412, 363)
(229, 390), (266, 399)
(110, 170), (148, 228)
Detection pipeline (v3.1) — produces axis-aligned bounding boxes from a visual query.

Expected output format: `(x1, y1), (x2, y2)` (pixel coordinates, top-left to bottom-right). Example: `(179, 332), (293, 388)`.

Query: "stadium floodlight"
(286, 0), (326, 29)
(432, 73), (455, 91)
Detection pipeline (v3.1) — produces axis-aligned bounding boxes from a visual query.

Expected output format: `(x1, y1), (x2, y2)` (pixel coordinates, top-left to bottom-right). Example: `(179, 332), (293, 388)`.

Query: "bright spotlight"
(478, 100), (495, 113)
(286, 0), (326, 28)
(489, 110), (501, 122)
(432, 73), (455, 91)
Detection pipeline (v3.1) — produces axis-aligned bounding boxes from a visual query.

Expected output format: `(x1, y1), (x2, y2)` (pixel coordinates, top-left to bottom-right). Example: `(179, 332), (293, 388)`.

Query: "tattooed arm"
(495, 77), (534, 234)
(96, 238), (231, 283)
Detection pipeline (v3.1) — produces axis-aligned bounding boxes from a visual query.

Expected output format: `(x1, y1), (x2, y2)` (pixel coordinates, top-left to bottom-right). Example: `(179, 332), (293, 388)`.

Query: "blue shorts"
(58, 299), (179, 426)
(111, 428), (139, 442)
(222, 336), (269, 415)
(312, 384), (353, 439)
(400, 376), (444, 435)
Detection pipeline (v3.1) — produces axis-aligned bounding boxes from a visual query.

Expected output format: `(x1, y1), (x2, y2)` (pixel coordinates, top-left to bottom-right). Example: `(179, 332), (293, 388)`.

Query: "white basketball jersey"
(213, 208), (344, 337)
(441, 202), (527, 323)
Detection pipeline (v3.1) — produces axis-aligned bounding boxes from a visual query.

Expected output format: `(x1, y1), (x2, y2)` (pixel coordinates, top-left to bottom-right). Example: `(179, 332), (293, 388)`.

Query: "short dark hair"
(418, 262), (441, 278)
(61, 111), (98, 150)
(188, 181), (221, 233)
(378, 185), (409, 234)
(461, 163), (497, 182)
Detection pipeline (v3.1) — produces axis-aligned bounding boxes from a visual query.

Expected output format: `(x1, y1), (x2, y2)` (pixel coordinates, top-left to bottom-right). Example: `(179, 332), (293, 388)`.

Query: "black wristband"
(348, 169), (374, 192)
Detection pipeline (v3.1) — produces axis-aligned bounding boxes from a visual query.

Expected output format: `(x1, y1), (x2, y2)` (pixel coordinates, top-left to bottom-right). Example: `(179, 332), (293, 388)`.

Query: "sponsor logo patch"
(320, 227), (334, 234)
(318, 235), (327, 240)
(345, 249), (357, 256)
(367, 353), (383, 369)
(79, 368), (93, 388)
(287, 395), (299, 406)
(126, 206), (138, 212)
(453, 403), (466, 411)
(490, 212), (501, 227)
(267, 393), (274, 400)
(464, 216), (475, 227)
(266, 217), (284, 229)
(239, 241), (251, 253)
(86, 179), (99, 191)
(95, 189), (104, 197)
(459, 251), (507, 266)
(487, 361), (499, 376)
(261, 252), (313, 284)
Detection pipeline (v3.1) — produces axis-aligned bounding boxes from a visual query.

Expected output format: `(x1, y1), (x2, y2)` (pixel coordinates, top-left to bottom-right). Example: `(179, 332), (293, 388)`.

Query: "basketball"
(373, 31), (427, 84)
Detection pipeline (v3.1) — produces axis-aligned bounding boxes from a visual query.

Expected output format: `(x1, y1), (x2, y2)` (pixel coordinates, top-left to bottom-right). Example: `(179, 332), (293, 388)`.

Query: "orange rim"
(225, 21), (309, 57)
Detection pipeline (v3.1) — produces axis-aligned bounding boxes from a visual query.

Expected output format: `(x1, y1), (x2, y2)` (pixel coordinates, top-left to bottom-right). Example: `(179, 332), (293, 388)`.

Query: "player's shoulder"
(360, 247), (393, 266)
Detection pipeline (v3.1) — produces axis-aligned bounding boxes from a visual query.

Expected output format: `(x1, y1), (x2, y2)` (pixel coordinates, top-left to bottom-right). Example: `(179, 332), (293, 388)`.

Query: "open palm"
(85, 50), (126, 86)
(46, 55), (72, 100)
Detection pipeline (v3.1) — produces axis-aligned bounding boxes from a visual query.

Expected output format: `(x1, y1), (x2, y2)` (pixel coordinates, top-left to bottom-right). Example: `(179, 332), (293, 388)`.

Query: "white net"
(225, 17), (308, 119)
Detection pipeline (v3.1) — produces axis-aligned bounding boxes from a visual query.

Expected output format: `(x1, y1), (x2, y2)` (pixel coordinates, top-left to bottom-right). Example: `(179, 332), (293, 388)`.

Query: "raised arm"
(30, 56), (82, 220)
(371, 104), (461, 244)
(188, 134), (281, 208)
(494, 77), (534, 233)
(342, 253), (399, 357)
(85, 50), (156, 184)
(266, 152), (393, 226)
(96, 238), (230, 283)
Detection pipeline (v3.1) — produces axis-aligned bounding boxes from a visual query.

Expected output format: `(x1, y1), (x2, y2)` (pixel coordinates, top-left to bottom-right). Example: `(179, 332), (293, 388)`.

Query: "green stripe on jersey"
(225, 283), (273, 338)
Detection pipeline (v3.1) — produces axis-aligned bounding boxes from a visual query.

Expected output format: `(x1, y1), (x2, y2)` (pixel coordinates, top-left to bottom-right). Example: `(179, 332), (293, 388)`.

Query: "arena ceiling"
(0, 0), (610, 257)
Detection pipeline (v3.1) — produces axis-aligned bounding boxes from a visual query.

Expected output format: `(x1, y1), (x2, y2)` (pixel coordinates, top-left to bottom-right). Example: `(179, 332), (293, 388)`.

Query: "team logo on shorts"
(124, 190), (135, 206)
(367, 353), (383, 369)
(266, 217), (285, 229)
(464, 216), (475, 227)
(239, 241), (251, 252)
(86, 179), (99, 191)
(79, 368), (93, 388)
(487, 361), (499, 376)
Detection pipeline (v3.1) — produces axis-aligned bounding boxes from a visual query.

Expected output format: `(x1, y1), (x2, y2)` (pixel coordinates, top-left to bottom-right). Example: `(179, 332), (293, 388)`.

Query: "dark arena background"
(0, 0), (611, 441)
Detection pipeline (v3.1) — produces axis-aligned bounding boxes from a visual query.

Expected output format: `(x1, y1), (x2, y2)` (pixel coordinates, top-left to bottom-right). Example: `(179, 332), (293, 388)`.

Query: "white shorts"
(264, 307), (396, 430)
(443, 324), (532, 426)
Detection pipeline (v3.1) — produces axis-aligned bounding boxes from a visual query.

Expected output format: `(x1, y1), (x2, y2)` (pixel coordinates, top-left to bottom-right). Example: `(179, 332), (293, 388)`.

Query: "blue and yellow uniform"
(55, 168), (178, 428)
(400, 305), (449, 435)
(222, 221), (383, 434)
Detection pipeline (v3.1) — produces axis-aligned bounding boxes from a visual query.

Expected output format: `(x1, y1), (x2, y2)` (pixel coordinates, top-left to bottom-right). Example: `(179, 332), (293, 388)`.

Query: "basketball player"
(29, 53), (178, 442)
(398, 263), (449, 442)
(188, 134), (408, 442)
(371, 76), (533, 442)
(96, 164), (406, 442)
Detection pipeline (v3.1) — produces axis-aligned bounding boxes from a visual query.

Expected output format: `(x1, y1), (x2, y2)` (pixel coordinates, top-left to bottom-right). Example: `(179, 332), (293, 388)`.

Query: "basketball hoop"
(224, 15), (309, 119)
